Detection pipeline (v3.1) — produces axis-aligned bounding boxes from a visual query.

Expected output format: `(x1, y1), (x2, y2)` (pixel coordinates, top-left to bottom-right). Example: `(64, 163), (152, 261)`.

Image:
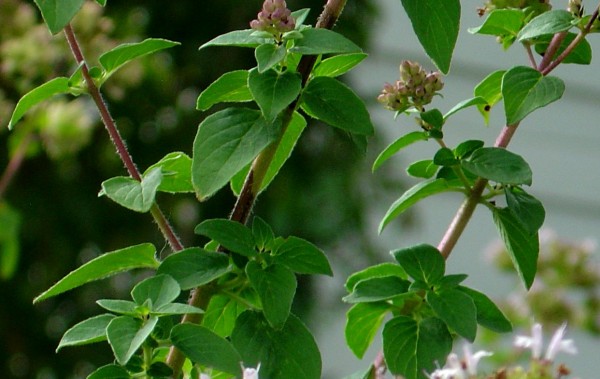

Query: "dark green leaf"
(171, 324), (242, 376)
(246, 261), (296, 328)
(345, 302), (391, 358)
(313, 53), (368, 77)
(153, 303), (204, 316)
(248, 68), (302, 121)
(443, 97), (488, 120)
(454, 140), (484, 160)
(457, 286), (512, 333)
(202, 295), (246, 338)
(200, 30), (271, 49)
(345, 263), (408, 292)
(195, 219), (256, 257)
(57, 314), (115, 351)
(146, 362), (172, 378)
(468, 9), (524, 38)
(0, 202), (21, 280)
(392, 244), (445, 285)
(517, 10), (575, 41)
(87, 364), (131, 379)
(433, 147), (457, 167)
(196, 70), (252, 111)
(301, 76), (374, 135)
(534, 32), (592, 65)
(438, 274), (468, 287)
(461, 147), (532, 185)
(99, 39), (180, 79)
(427, 288), (477, 341)
(95, 0), (107, 6)
(131, 275), (179, 310)
(474, 70), (505, 125)
(290, 28), (362, 55)
(373, 131), (428, 172)
(107, 316), (158, 365)
(252, 217), (275, 252)
(157, 248), (230, 290)
(382, 316), (452, 379)
(34, 0), (85, 35)
(8, 77), (70, 129)
(343, 276), (410, 303)
(406, 160), (438, 179)
(420, 109), (444, 130)
(273, 236), (332, 276)
(492, 207), (539, 289)
(501, 66), (564, 125)
(144, 152), (193, 193)
(505, 187), (545, 235)
(192, 108), (278, 200)
(34, 243), (157, 303)
(255, 44), (287, 72)
(100, 168), (162, 213)
(232, 311), (321, 379)
(400, 0), (460, 74)
(96, 299), (139, 316)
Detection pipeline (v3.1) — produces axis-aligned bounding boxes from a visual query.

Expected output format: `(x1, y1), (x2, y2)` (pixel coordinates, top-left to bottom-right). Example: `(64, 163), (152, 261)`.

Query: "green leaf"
(203, 295), (246, 338)
(474, 70), (505, 125)
(8, 77), (70, 129)
(373, 131), (428, 172)
(345, 263), (408, 293)
(400, 0), (460, 74)
(146, 362), (172, 378)
(443, 97), (488, 120)
(246, 261), (296, 329)
(301, 76), (374, 135)
(107, 315), (158, 365)
(454, 140), (484, 160)
(255, 44), (287, 72)
(272, 236), (332, 276)
(100, 168), (162, 213)
(291, 8), (310, 27)
(144, 152), (193, 193)
(232, 311), (321, 379)
(379, 178), (463, 232)
(195, 219), (256, 257)
(406, 160), (438, 179)
(87, 364), (131, 379)
(420, 109), (444, 130)
(501, 66), (565, 125)
(382, 316), (452, 379)
(131, 274), (180, 309)
(192, 108), (278, 200)
(170, 323), (242, 376)
(252, 216), (275, 252)
(438, 274), (468, 287)
(392, 244), (445, 285)
(99, 38), (180, 79)
(313, 53), (368, 77)
(433, 147), (457, 167)
(34, 0), (85, 35)
(468, 9), (524, 38)
(196, 70), (252, 111)
(343, 276), (410, 303)
(95, 0), (107, 6)
(492, 207), (539, 289)
(426, 288), (477, 342)
(346, 302), (391, 358)
(534, 32), (592, 65)
(248, 68), (302, 121)
(505, 187), (545, 235)
(96, 299), (139, 316)
(457, 286), (512, 333)
(290, 28), (362, 55)
(157, 248), (230, 290)
(57, 314), (115, 351)
(517, 10), (575, 41)
(200, 30), (271, 49)
(153, 303), (204, 316)
(461, 147), (532, 185)
(34, 243), (157, 303)
(0, 202), (21, 280)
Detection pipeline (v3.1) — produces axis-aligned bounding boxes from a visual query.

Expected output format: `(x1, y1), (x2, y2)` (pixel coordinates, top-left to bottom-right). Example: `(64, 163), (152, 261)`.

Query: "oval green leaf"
(345, 263), (408, 292)
(427, 288), (477, 342)
(392, 244), (445, 285)
(289, 28), (362, 55)
(248, 68), (302, 122)
(34, 0), (85, 35)
(87, 364), (131, 379)
(100, 167), (163, 213)
(272, 236), (332, 276)
(157, 248), (230, 290)
(131, 274), (180, 309)
(196, 70), (252, 111)
(457, 285), (512, 333)
(373, 131), (429, 172)
(505, 187), (545, 235)
(144, 152), (193, 193)
(343, 276), (410, 303)
(345, 302), (391, 359)
(107, 315), (158, 365)
(9, 77), (70, 129)
(200, 30), (272, 49)
(195, 219), (256, 257)
(255, 43), (287, 72)
(461, 147), (532, 185)
(57, 314), (115, 351)
(313, 53), (368, 77)
(517, 10), (575, 41)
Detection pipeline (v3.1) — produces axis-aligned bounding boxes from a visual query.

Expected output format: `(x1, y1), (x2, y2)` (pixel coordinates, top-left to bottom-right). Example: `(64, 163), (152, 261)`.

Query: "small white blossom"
(200, 374), (211, 379)
(462, 345), (493, 375)
(426, 347), (491, 379)
(515, 323), (543, 359)
(514, 322), (577, 362)
(242, 363), (260, 379)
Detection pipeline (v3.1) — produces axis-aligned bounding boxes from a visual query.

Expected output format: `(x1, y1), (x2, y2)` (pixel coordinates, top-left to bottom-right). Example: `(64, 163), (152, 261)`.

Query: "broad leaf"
(232, 311), (321, 379)
(301, 76), (374, 135)
(200, 30), (271, 49)
(406, 160), (438, 179)
(192, 108), (278, 200)
(34, 243), (157, 303)
(345, 263), (408, 292)
(426, 288), (477, 342)
(457, 286), (512, 333)
(492, 207), (539, 289)
(400, 0), (460, 74)
(501, 66), (564, 125)
(246, 261), (296, 328)
(392, 244), (445, 285)
(454, 140), (484, 160)
(517, 10), (575, 41)
(313, 53), (368, 77)
(203, 295), (246, 338)
(34, 0), (85, 35)
(373, 131), (428, 171)
(273, 236), (332, 276)
(534, 32), (592, 65)
(343, 276), (410, 303)
(157, 248), (230, 290)
(107, 316), (158, 365)
(382, 316), (452, 379)
(420, 109), (444, 130)
(474, 70), (505, 125)
(87, 365), (130, 379)
(346, 302), (391, 358)
(433, 147), (457, 167)
(144, 152), (193, 193)
(96, 299), (138, 316)
(170, 323), (242, 376)
(255, 44), (287, 72)
(195, 219), (256, 257)
(468, 9), (524, 39)
(100, 168), (162, 213)
(505, 187), (545, 235)
(57, 314), (115, 351)
(131, 274), (180, 309)
(9, 77), (70, 129)
(461, 147), (532, 185)
(443, 97), (487, 120)
(290, 28), (362, 55)
(248, 68), (302, 121)
(252, 216), (275, 252)
(196, 70), (252, 111)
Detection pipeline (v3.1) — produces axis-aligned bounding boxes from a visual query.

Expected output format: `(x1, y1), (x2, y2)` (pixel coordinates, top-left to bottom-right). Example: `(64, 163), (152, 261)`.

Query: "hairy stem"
(63, 24), (184, 252)
(0, 132), (33, 199)
(537, 31), (567, 72)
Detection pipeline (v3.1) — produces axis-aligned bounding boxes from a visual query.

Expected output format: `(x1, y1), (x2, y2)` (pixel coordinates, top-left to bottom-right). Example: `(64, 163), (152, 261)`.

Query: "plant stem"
(0, 132), (33, 199)
(537, 31), (567, 72)
(63, 24), (183, 252)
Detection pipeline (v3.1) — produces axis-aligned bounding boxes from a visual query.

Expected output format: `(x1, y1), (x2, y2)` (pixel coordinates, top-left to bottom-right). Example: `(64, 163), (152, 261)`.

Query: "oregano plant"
(3, 0), (599, 378)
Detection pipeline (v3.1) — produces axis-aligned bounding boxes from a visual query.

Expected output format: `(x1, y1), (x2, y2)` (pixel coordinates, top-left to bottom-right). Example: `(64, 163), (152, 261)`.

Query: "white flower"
(515, 323), (543, 359)
(242, 363), (260, 379)
(462, 345), (493, 375)
(426, 347), (491, 379)
(514, 322), (577, 362)
(545, 323), (577, 361)
(200, 374), (211, 379)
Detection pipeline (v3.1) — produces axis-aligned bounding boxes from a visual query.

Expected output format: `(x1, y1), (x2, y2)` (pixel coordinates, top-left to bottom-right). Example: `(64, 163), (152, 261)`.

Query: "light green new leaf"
(87, 365), (130, 379)
(301, 76), (374, 135)
(255, 44), (287, 72)
(406, 160), (438, 179)
(290, 28), (362, 55)
(57, 314), (115, 351)
(157, 248), (230, 290)
(427, 288), (477, 342)
(461, 147), (532, 185)
(34, 0), (85, 35)
(373, 131), (428, 172)
(196, 70), (252, 111)
(96, 299), (138, 316)
(468, 9), (524, 38)
(232, 311), (321, 379)
(145, 152), (193, 193)
(252, 216), (275, 252)
(505, 187), (545, 235)
(131, 274), (180, 309)
(492, 207), (539, 289)
(400, 0), (460, 74)
(392, 244), (445, 285)
(313, 53), (368, 77)
(246, 261), (297, 329)
(171, 324), (242, 376)
(345, 263), (408, 292)
(248, 68), (302, 121)
(0, 202), (21, 280)
(200, 30), (272, 49)
(501, 66), (564, 125)
(34, 243), (157, 303)
(8, 77), (70, 129)
(517, 10), (575, 41)
(474, 70), (505, 125)
(107, 316), (158, 365)
(457, 286), (512, 333)
(195, 219), (256, 257)
(343, 276), (410, 303)
(99, 38), (180, 79)
(379, 178), (463, 232)
(382, 316), (452, 379)
(273, 236), (332, 276)
(202, 295), (246, 338)
(192, 108), (278, 200)
(346, 302), (391, 358)
(100, 167), (163, 213)
(153, 303), (204, 316)
(443, 97), (487, 121)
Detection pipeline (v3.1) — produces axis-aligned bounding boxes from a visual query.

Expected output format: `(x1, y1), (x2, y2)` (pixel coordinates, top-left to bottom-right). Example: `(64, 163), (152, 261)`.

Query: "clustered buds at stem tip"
(250, 0), (295, 36)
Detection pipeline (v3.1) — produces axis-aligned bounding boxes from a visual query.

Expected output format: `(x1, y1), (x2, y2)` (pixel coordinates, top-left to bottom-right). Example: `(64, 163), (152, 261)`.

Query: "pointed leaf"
(474, 70), (505, 125)
(252, 216), (275, 252)
(248, 68), (302, 121)
(8, 77), (70, 129)
(196, 70), (252, 111)
(153, 303), (204, 316)
(406, 160), (438, 179)
(505, 187), (545, 235)
(468, 9), (524, 38)
(461, 147), (532, 185)
(107, 316), (158, 365)
(373, 131), (428, 171)
(255, 43), (287, 72)
(87, 365), (130, 379)
(200, 30), (271, 49)
(34, 0), (85, 35)
(203, 295), (246, 338)
(131, 274), (180, 309)
(454, 140), (484, 160)
(100, 168), (163, 213)
(34, 243), (157, 303)
(392, 244), (445, 285)
(57, 314), (115, 351)
(345, 263), (408, 292)
(517, 10), (575, 41)
(195, 219), (256, 257)
(427, 288), (477, 342)
(443, 97), (488, 120)
(400, 0), (460, 74)
(273, 236), (332, 276)
(346, 302), (391, 359)
(457, 286), (512, 333)
(157, 248), (230, 290)
(290, 28), (362, 55)
(313, 53), (368, 77)
(99, 38), (180, 78)
(96, 299), (139, 316)
(343, 276), (410, 303)
(144, 152), (193, 193)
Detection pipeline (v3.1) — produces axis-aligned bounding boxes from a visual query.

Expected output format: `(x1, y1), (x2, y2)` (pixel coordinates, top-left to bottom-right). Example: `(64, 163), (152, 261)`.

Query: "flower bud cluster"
(250, 0), (295, 35)
(477, 0), (551, 16)
(568, 0), (584, 17)
(377, 60), (444, 112)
